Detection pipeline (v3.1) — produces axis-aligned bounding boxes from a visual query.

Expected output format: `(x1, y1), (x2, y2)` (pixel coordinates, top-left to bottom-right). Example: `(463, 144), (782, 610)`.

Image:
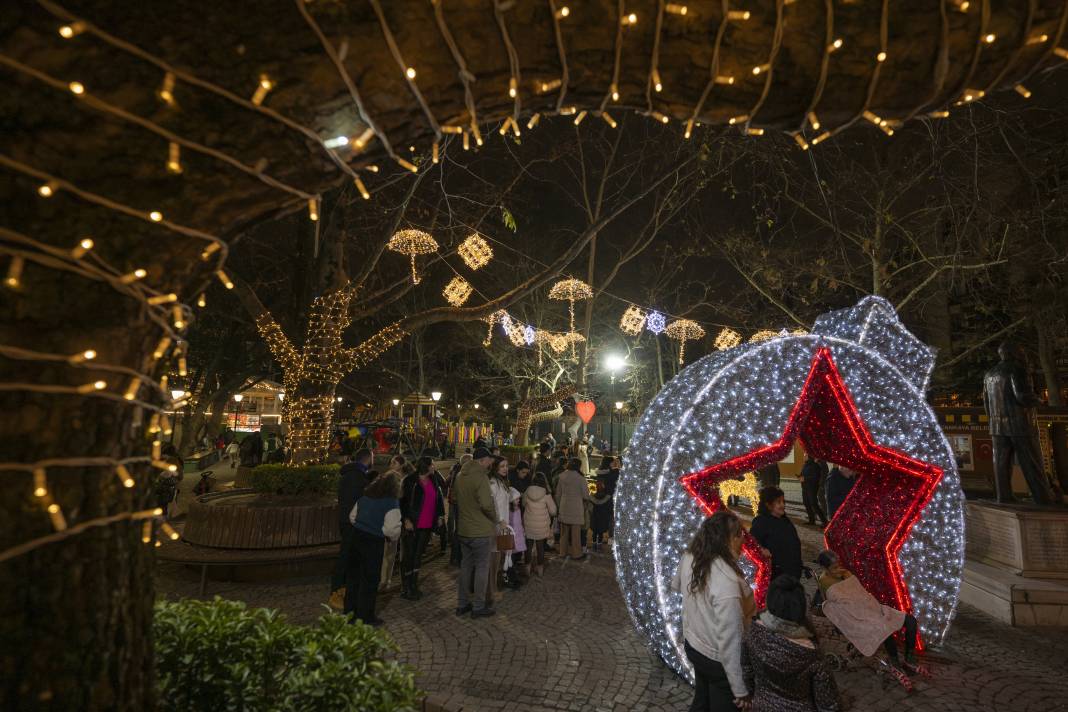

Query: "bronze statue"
(982, 341), (1054, 505)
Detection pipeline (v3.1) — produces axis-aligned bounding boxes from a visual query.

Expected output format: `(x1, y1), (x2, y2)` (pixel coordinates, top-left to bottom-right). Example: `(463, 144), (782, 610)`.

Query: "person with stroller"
(816, 549), (920, 672)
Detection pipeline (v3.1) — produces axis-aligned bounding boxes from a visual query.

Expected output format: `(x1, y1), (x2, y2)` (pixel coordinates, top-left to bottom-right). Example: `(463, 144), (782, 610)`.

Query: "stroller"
(811, 557), (931, 693)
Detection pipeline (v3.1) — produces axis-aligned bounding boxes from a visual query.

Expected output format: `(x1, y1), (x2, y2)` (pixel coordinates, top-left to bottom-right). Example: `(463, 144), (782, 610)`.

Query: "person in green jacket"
(454, 447), (499, 618)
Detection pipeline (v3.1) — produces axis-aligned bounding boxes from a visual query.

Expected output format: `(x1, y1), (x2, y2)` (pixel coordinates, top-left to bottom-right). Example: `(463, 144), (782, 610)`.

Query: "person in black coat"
(757, 462), (781, 490)
(398, 455), (446, 599)
(331, 448), (374, 596)
(749, 486), (803, 581)
(799, 456), (828, 527)
(825, 466), (857, 521)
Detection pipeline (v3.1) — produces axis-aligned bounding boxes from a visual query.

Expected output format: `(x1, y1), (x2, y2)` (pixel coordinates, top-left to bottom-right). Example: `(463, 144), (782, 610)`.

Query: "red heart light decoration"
(575, 400), (596, 424)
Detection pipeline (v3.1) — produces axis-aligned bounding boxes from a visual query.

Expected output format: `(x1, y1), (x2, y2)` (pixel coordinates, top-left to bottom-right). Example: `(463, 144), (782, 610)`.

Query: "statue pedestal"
(961, 501), (1068, 626)
(965, 501), (1068, 579)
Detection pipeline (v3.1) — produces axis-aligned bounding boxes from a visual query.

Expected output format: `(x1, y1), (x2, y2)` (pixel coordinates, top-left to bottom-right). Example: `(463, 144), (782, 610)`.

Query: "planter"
(182, 489), (339, 549)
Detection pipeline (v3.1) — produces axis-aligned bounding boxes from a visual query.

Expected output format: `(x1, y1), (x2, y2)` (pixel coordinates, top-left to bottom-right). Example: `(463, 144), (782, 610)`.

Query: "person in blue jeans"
(345, 472), (402, 626)
(454, 448), (498, 618)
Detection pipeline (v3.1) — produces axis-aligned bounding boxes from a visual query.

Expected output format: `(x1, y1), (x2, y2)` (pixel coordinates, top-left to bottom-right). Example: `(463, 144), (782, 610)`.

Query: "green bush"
(154, 598), (419, 712)
(249, 464), (340, 497)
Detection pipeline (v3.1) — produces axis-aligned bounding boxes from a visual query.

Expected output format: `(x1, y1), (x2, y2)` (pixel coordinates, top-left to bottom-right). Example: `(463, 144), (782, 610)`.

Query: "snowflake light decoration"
(616, 296), (962, 683)
(646, 311), (666, 335)
(524, 324), (537, 346)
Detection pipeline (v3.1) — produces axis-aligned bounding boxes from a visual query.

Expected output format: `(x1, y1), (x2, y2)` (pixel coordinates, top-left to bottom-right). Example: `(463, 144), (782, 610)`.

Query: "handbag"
(496, 524), (515, 552)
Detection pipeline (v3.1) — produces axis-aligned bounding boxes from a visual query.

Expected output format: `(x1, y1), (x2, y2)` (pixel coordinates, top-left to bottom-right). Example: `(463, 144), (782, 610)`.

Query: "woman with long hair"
(743, 575), (838, 711)
(671, 511), (756, 711)
(379, 456), (411, 591)
(398, 455), (446, 600)
(555, 457), (592, 560)
(485, 456), (512, 604)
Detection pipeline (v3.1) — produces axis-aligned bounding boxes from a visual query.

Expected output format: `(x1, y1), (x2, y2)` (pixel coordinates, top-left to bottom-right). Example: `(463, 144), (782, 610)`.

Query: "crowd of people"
(330, 435), (620, 624)
(674, 484), (921, 712)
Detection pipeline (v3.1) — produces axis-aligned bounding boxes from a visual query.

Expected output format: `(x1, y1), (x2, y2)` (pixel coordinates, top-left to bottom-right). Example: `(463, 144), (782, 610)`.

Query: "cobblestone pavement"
(157, 534), (1068, 712)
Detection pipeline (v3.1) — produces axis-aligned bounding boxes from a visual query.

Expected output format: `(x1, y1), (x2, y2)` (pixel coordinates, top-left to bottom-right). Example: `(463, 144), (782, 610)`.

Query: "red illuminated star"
(680, 347), (944, 613)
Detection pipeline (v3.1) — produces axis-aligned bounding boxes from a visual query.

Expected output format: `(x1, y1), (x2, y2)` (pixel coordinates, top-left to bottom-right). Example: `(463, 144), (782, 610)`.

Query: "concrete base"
(961, 559), (1068, 626)
(965, 500), (1068, 579)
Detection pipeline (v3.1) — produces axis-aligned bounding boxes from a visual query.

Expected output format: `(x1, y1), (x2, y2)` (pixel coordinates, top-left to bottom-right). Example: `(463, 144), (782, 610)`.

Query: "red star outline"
(680, 346), (944, 615)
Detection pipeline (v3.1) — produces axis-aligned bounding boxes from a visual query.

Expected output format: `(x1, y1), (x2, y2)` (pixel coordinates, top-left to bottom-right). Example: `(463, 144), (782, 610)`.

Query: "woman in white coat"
(486, 456), (512, 604)
(671, 511), (756, 712)
(522, 471), (556, 577)
(577, 436), (590, 475)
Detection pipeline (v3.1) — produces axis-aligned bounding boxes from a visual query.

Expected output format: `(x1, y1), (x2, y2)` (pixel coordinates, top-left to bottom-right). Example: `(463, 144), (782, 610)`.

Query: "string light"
(58, 22), (86, 38)
(166, 142), (182, 174)
(665, 3), (688, 15)
(983, 33), (996, 44)
(443, 275), (473, 306)
(71, 237), (94, 258)
(387, 229), (438, 284)
(216, 270), (234, 289)
(573, 110), (588, 125)
(119, 268), (147, 284)
(830, 38), (844, 51)
(308, 197), (319, 221)
(354, 176), (371, 200)
(617, 297), (962, 683)
(749, 329), (779, 343)
(149, 211), (163, 222)
(1014, 85), (1032, 99)
(876, 51), (888, 62)
(715, 76), (735, 85)
(555, 5), (570, 19)
(727, 10), (751, 20)
(527, 113), (541, 129)
(33, 468), (48, 497)
(68, 349), (96, 364)
(123, 377), (140, 401)
(76, 380), (107, 394)
(537, 79), (562, 94)
(1055, 48), (1068, 60)
(623, 13), (638, 25)
(152, 336), (172, 360)
(807, 112), (821, 130)
(68, 81), (84, 95)
(115, 464), (135, 488)
(251, 73), (274, 106)
(458, 233), (493, 270)
(793, 133), (810, 151)
(157, 72), (176, 105)
(1026, 34), (1049, 45)
(47, 503), (67, 531)
(37, 183), (56, 197)
(5, 256), (24, 288)
(601, 111), (618, 129)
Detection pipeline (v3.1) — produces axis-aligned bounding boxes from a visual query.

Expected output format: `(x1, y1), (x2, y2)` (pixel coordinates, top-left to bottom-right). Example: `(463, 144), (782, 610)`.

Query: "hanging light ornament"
(524, 324), (537, 346)
(443, 275), (473, 306)
(646, 311), (667, 335)
(665, 318), (706, 364)
(749, 329), (780, 343)
(507, 321), (528, 347)
(548, 277), (594, 358)
(458, 233), (494, 270)
(792, 327), (809, 336)
(714, 327), (742, 351)
(620, 304), (647, 336)
(388, 229), (438, 284)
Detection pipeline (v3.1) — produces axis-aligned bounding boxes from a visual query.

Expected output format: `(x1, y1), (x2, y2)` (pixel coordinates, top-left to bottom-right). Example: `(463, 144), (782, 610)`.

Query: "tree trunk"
(1036, 316), (1064, 406)
(287, 385), (338, 464)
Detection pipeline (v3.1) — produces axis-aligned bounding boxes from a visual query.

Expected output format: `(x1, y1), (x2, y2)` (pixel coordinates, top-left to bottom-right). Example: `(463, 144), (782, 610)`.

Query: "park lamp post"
(614, 401), (626, 454)
(232, 393), (243, 431)
(391, 397), (400, 419)
(502, 403), (510, 444)
(431, 391), (442, 455)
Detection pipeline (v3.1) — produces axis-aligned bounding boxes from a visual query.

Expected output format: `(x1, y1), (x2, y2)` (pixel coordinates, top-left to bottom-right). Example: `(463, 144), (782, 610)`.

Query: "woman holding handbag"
(486, 456), (513, 605)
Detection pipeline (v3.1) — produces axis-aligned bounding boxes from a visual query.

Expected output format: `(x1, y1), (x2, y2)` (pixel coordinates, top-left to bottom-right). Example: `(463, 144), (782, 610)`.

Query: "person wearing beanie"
(454, 447), (498, 617)
(742, 575), (839, 711)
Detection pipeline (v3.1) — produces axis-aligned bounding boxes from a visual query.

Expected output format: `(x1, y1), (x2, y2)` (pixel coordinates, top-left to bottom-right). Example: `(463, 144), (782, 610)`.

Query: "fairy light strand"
(547, 0), (571, 113)
(601, 0), (627, 112)
(430, 0), (480, 133)
(492, 0), (523, 123)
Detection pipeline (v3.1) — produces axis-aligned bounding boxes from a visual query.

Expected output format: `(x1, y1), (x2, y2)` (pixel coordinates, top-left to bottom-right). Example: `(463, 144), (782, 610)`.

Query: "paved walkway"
(156, 534), (1068, 711)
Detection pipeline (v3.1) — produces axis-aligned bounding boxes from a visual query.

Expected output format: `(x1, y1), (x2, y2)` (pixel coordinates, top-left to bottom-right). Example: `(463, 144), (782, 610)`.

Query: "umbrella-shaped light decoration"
(458, 233), (494, 270)
(664, 318), (706, 365)
(619, 304), (647, 336)
(549, 277), (593, 358)
(749, 329), (780, 343)
(388, 229), (438, 285)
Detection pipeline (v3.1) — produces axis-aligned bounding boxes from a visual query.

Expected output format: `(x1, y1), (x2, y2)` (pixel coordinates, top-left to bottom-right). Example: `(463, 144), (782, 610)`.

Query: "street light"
(430, 391), (443, 455)
(605, 353), (627, 383)
(474, 403), (480, 409)
(611, 400), (624, 453)
(232, 393), (243, 430)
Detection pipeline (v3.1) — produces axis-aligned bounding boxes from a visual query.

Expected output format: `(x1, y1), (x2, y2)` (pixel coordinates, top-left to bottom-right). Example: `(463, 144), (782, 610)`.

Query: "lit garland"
(664, 318), (705, 364)
(714, 327), (742, 350)
(443, 275), (473, 306)
(619, 304), (647, 335)
(458, 233), (494, 270)
(387, 229), (438, 284)
(749, 329), (779, 343)
(616, 296), (962, 682)
(514, 384), (577, 444)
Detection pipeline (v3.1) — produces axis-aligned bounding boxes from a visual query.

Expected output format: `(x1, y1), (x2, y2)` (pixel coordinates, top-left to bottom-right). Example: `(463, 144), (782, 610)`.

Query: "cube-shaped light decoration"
(443, 275), (473, 306)
(620, 305), (647, 336)
(458, 233), (494, 270)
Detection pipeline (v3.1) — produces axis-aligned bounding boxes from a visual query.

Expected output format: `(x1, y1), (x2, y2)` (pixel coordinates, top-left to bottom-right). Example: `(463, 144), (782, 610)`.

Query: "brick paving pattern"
(157, 532), (1068, 711)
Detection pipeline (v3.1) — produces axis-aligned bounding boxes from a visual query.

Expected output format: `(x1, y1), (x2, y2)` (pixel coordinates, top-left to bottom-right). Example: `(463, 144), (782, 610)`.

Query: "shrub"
(154, 598), (420, 712)
(250, 464), (340, 497)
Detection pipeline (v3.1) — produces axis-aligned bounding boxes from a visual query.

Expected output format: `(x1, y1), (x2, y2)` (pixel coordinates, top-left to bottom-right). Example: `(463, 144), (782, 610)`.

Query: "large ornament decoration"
(388, 229), (438, 284)
(458, 233), (493, 270)
(575, 400), (596, 425)
(619, 304), (647, 336)
(615, 296), (963, 681)
(442, 275), (473, 306)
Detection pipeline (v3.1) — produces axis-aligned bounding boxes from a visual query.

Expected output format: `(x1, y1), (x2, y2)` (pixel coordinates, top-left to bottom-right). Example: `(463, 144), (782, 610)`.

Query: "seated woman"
(743, 574), (839, 712)
(816, 550), (919, 670)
